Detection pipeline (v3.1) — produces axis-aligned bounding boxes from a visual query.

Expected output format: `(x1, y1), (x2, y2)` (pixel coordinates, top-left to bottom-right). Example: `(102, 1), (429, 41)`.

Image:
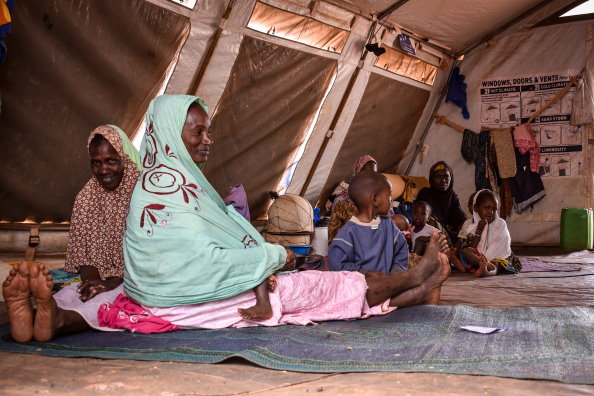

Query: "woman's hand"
(77, 277), (122, 302)
(279, 248), (297, 271)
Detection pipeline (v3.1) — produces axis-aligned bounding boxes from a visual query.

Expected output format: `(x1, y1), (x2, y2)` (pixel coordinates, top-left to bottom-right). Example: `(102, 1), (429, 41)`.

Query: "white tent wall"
(406, 20), (594, 245)
(144, 0), (226, 96)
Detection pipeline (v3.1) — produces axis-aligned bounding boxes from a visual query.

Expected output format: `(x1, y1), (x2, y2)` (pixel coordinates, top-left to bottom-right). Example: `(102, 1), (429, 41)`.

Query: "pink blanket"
(99, 271), (395, 332)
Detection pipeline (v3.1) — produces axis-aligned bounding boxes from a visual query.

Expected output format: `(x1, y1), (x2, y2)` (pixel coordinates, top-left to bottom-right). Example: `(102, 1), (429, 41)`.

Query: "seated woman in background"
(2, 125), (142, 342)
(416, 161), (467, 246)
(97, 95), (452, 331)
(459, 189), (522, 277)
(327, 155), (378, 242)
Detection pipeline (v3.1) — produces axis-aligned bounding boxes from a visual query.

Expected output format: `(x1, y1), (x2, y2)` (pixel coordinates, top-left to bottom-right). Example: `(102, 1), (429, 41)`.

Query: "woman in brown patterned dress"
(2, 125), (141, 342)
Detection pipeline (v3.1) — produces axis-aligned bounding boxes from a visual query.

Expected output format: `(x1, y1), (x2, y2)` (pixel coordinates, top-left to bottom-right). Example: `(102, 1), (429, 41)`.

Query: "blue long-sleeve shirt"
(328, 216), (409, 274)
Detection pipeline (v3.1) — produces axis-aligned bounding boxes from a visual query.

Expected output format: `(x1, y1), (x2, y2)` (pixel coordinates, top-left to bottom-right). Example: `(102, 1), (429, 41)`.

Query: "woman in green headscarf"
(97, 94), (450, 331)
(123, 95), (293, 309)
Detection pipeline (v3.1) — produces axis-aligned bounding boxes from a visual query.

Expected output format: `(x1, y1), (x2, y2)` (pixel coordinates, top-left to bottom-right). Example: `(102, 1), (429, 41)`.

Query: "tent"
(0, 0), (592, 244)
(1, 1), (594, 392)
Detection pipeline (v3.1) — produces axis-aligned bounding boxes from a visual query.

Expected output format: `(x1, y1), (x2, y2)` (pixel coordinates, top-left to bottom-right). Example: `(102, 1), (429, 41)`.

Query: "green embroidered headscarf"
(124, 95), (286, 307)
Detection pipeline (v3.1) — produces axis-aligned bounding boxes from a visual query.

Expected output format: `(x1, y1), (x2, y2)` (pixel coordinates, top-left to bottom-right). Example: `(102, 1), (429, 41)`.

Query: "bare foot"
(473, 256), (491, 278)
(30, 263), (57, 342)
(426, 252), (451, 304)
(410, 232), (445, 284)
(237, 303), (273, 320)
(2, 262), (33, 342)
(238, 281), (274, 320)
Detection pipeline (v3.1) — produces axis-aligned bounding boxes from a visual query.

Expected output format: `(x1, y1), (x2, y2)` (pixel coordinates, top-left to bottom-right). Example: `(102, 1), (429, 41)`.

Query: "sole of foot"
(2, 262), (34, 343)
(30, 263), (56, 342)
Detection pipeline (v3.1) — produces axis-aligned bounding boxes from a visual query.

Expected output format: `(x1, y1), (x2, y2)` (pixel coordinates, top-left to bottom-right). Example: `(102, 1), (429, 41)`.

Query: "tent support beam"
(403, 59), (458, 175)
(298, 2), (411, 198)
(298, 62), (366, 197)
(378, 0), (411, 20)
(299, 19), (380, 197)
(456, 0), (557, 56)
(188, 1), (235, 95)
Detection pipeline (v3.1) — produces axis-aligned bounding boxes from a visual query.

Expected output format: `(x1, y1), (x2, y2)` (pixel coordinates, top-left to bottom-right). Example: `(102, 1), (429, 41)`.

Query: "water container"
(560, 208), (593, 251)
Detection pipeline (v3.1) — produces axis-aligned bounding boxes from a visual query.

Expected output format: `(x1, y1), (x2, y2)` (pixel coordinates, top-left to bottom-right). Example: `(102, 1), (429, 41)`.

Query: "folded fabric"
(98, 293), (179, 334)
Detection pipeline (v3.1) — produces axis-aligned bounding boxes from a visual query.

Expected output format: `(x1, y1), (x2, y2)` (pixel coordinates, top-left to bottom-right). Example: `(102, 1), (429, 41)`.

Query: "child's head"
(473, 189), (498, 224)
(349, 170), (392, 216)
(412, 201), (432, 228)
(391, 214), (410, 231)
(467, 191), (477, 214)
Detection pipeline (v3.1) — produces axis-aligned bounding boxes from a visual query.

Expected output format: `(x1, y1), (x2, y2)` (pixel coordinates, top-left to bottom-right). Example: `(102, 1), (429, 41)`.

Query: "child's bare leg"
(29, 262), (90, 341)
(461, 248), (481, 271)
(238, 278), (274, 320)
(448, 249), (466, 273)
(2, 262), (33, 342)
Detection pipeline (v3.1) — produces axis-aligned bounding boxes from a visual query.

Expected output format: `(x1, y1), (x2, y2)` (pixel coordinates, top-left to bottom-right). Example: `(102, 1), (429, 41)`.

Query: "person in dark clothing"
(416, 161), (467, 245)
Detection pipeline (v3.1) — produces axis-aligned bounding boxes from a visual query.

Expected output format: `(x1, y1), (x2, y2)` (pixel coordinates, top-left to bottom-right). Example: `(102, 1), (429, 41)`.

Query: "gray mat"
(1, 305), (593, 384)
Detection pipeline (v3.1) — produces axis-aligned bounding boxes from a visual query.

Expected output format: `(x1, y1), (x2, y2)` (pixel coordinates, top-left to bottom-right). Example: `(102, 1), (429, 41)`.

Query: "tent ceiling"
(324, 0), (545, 52)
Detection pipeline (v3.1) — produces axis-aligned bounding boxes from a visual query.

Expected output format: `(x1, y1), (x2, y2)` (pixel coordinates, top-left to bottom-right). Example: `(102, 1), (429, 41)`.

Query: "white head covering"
(464, 189), (511, 261)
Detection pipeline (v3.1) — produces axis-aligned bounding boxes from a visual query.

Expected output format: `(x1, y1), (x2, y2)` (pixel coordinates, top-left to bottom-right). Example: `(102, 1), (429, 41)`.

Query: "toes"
(30, 263), (40, 278)
(18, 261), (30, 276)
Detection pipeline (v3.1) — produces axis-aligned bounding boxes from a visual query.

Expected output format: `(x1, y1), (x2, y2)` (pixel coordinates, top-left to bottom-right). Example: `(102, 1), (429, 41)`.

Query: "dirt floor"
(0, 248), (593, 395)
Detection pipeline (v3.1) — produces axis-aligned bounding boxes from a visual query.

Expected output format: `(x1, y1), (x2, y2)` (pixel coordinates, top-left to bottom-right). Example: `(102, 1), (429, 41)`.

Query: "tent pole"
(298, 18), (381, 197)
(298, 2), (409, 197)
(456, 0), (556, 56)
(298, 60), (366, 197)
(188, 1), (235, 95)
(403, 59), (458, 175)
(378, 0), (411, 20)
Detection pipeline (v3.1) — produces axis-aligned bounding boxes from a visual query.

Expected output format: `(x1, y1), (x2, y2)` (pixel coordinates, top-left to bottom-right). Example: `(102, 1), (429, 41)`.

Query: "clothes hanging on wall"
(446, 67), (470, 119)
(499, 178), (513, 219)
(461, 129), (494, 191)
(491, 128), (517, 179)
(509, 147), (546, 213)
(513, 123), (540, 173)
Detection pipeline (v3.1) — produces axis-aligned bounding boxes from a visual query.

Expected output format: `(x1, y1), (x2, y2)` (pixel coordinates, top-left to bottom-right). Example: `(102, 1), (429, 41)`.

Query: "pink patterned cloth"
(99, 271), (395, 332)
(98, 294), (179, 333)
(513, 123), (540, 173)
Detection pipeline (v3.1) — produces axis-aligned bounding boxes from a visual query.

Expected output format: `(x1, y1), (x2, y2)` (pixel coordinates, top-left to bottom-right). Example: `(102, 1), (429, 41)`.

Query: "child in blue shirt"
(328, 171), (409, 275)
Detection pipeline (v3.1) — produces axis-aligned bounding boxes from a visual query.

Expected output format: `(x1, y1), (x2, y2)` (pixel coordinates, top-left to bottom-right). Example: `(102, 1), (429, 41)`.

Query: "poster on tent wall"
(480, 71), (582, 178)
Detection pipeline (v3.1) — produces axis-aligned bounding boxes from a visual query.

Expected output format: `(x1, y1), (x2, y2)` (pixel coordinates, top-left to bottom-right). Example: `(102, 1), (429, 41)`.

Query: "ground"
(0, 248), (593, 395)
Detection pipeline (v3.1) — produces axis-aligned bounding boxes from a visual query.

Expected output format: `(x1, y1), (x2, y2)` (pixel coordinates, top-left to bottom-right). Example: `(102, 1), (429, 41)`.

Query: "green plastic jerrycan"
(560, 208), (593, 251)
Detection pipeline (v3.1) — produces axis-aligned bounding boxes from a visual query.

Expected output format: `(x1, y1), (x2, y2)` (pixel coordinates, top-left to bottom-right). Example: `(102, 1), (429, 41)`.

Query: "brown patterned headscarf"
(64, 125), (141, 279)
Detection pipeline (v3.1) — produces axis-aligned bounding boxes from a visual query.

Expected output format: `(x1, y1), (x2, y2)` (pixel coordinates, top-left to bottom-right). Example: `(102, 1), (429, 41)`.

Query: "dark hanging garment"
(509, 148), (546, 213)
(461, 129), (492, 191)
(461, 129), (479, 162)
